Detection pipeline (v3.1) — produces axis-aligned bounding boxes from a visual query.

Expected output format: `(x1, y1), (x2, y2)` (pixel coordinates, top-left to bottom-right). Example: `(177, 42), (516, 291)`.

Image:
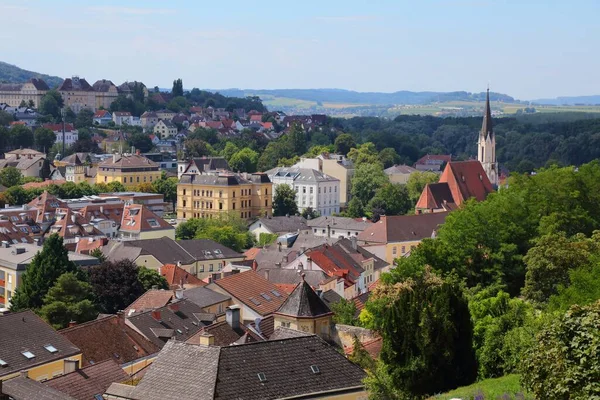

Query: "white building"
(43, 123), (79, 147)
(112, 111), (133, 126)
(266, 167), (340, 217)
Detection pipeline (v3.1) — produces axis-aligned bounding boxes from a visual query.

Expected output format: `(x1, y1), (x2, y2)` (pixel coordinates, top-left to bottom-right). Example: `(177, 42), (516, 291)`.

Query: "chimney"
(252, 259), (258, 271)
(113, 153), (117, 163)
(136, 149), (140, 155)
(175, 288), (184, 299)
(306, 257), (312, 271)
(327, 224), (331, 238)
(351, 236), (357, 251)
(1, 241), (9, 248)
(198, 332), (215, 346)
(226, 305), (240, 330)
(168, 303), (179, 312)
(282, 255), (288, 264)
(277, 242), (281, 252)
(151, 310), (161, 321)
(20, 370), (28, 379)
(68, 320), (77, 328)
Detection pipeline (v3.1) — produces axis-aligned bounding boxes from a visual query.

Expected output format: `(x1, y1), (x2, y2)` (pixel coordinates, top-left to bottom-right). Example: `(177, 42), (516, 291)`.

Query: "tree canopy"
(273, 184), (298, 217)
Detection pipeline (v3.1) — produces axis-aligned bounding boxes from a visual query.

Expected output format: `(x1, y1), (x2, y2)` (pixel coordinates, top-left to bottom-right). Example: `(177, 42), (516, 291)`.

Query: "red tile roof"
(344, 337), (382, 360)
(75, 237), (107, 255)
(275, 283), (297, 295)
(94, 110), (111, 118)
(213, 271), (288, 316)
(160, 264), (206, 288)
(358, 213), (447, 244)
(441, 160), (494, 205)
(43, 123), (76, 132)
(243, 247), (261, 260)
(120, 204), (173, 234)
(415, 154), (452, 165)
(124, 289), (173, 315)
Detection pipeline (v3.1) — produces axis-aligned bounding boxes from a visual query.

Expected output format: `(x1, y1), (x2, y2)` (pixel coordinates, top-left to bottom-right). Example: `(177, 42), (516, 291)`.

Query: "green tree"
(521, 301), (600, 399)
(348, 142), (380, 166)
(176, 218), (205, 240)
(39, 272), (97, 329)
(0, 110), (14, 126)
(221, 142), (239, 163)
(106, 181), (126, 192)
(406, 171), (439, 204)
(89, 248), (107, 263)
(10, 235), (79, 311)
(34, 127), (56, 152)
(330, 298), (357, 325)
(8, 124), (34, 148)
(334, 133), (356, 155)
(229, 148), (259, 173)
(365, 268), (477, 397)
(89, 259), (145, 314)
(0, 166), (22, 188)
(138, 266), (169, 290)
(344, 197), (365, 218)
(287, 123), (307, 156)
(184, 139), (213, 158)
(172, 78), (184, 97)
(548, 255), (600, 312)
(152, 172), (178, 209)
(378, 148), (401, 169)
(367, 183), (411, 217)
(74, 109), (94, 129)
(128, 132), (153, 153)
(195, 224), (252, 253)
(301, 207), (319, 220)
(273, 184), (298, 217)
(350, 163), (388, 206)
(39, 89), (64, 120)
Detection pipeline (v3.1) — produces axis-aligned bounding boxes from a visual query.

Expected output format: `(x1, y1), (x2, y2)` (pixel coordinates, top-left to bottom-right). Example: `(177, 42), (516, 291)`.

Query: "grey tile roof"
(183, 286), (231, 309)
(261, 268), (328, 288)
(0, 311), (81, 378)
(321, 289), (343, 308)
(384, 164), (417, 174)
(178, 239), (243, 262)
(268, 327), (312, 340)
(275, 279), (332, 318)
(253, 216), (308, 234)
(266, 167), (339, 183)
(122, 237), (195, 265)
(125, 299), (207, 349)
(129, 341), (220, 400)
(307, 215), (371, 231)
(2, 376), (76, 400)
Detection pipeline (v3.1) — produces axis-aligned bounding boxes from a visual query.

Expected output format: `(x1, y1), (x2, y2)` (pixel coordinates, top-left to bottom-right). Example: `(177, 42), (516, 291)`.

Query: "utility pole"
(61, 108), (66, 158)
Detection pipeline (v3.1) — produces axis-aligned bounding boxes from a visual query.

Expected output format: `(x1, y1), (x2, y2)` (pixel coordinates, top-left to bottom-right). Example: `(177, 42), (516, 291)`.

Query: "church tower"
(478, 88), (498, 186)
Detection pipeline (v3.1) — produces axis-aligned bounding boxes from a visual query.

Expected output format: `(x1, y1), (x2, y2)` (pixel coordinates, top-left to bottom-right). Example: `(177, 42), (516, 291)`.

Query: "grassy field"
(431, 375), (531, 400)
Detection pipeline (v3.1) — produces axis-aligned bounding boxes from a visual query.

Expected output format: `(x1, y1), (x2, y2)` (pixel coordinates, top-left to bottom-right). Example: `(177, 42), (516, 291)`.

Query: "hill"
(0, 61), (63, 88)
(533, 95), (600, 106)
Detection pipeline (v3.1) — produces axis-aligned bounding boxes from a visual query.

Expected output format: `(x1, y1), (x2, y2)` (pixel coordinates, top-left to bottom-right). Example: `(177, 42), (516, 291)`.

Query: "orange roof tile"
(160, 264), (206, 288)
(243, 247), (261, 260)
(124, 289), (173, 315)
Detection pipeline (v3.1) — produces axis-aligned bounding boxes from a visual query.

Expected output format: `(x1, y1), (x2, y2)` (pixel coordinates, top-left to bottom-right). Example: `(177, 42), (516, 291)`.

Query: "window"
(44, 345), (58, 353)
(199, 265), (204, 272)
(219, 203), (223, 210)
(392, 247), (397, 255)
(265, 199), (268, 207)
(311, 365), (321, 374)
(21, 351), (35, 359)
(183, 189), (186, 195)
(303, 187), (306, 194)
(281, 321), (291, 328)
(401, 246), (406, 253)
(233, 191), (236, 198)
(258, 372), (267, 382)
(209, 264), (214, 272)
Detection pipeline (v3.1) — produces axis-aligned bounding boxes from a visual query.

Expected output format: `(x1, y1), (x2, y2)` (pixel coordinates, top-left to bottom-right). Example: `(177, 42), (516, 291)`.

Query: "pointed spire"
(481, 88), (493, 139)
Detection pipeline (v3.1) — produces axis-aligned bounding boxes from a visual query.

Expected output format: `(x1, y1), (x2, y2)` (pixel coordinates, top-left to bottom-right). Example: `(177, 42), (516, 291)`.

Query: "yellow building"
(0, 310), (82, 382)
(97, 153), (161, 189)
(358, 213), (448, 264)
(0, 78), (49, 108)
(177, 171), (272, 221)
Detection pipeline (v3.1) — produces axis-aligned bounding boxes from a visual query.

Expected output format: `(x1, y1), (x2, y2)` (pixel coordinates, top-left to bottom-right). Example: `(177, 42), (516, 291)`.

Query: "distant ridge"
(0, 61), (63, 88)
(214, 88), (518, 105)
(532, 95), (600, 106)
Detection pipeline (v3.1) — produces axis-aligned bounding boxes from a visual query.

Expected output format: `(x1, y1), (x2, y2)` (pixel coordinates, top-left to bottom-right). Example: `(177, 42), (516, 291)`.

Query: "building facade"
(0, 78), (49, 108)
(293, 154), (354, 206)
(177, 172), (272, 221)
(96, 153), (161, 189)
(266, 167), (340, 216)
(92, 79), (119, 110)
(57, 77), (97, 113)
(154, 120), (177, 139)
(478, 88), (499, 187)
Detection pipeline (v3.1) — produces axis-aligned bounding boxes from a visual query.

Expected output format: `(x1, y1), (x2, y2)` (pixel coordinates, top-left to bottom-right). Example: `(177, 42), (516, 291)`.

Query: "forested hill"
(0, 61), (63, 88)
(217, 88), (518, 105)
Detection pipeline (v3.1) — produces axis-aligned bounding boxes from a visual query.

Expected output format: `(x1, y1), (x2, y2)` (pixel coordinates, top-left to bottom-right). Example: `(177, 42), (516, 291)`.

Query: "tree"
(39, 272), (97, 329)
(367, 183), (412, 217)
(406, 171), (439, 203)
(287, 123), (307, 156)
(228, 148), (259, 173)
(34, 127), (56, 152)
(334, 133), (356, 155)
(176, 218), (205, 240)
(273, 184), (298, 217)
(348, 336), (376, 372)
(0, 166), (22, 188)
(330, 298), (357, 325)
(8, 124), (34, 149)
(379, 148), (401, 169)
(350, 163), (388, 206)
(0, 110), (14, 126)
(184, 139), (213, 158)
(138, 266), (169, 290)
(89, 259), (145, 314)
(10, 235), (79, 311)
(301, 207), (319, 220)
(221, 142), (239, 163)
(189, 127), (219, 145)
(172, 78), (184, 97)
(522, 232), (596, 304)
(345, 197), (365, 219)
(195, 224), (252, 253)
(548, 255), (600, 312)
(365, 268), (477, 397)
(89, 248), (107, 263)
(521, 301), (600, 399)
(153, 172), (178, 209)
(106, 181), (126, 192)
(128, 132), (153, 153)
(348, 142), (380, 166)
(74, 109), (94, 129)
(39, 89), (63, 120)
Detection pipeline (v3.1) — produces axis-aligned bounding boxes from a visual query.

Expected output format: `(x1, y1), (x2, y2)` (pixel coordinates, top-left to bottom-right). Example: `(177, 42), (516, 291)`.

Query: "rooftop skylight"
(21, 351), (35, 359)
(44, 344), (58, 353)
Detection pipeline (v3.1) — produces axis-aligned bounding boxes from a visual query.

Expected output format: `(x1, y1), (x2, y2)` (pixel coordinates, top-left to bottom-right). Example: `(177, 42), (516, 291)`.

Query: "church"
(415, 89), (497, 213)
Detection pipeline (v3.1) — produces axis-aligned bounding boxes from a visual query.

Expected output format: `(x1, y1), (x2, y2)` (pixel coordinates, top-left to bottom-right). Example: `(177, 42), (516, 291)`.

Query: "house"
(155, 109), (176, 121)
(123, 289), (174, 316)
(0, 242), (98, 308)
(177, 157), (229, 179)
(93, 110), (113, 125)
(272, 275), (334, 340)
(97, 152), (161, 189)
(0, 148), (45, 178)
(46, 207), (107, 249)
(266, 167), (340, 216)
(117, 81), (148, 100)
(140, 111), (158, 129)
(307, 215), (371, 239)
(153, 120), (177, 139)
(414, 154), (452, 172)
(0, 310), (82, 381)
(63, 153), (97, 184)
(118, 203), (175, 241)
(177, 172), (272, 221)
(43, 123), (79, 147)
(0, 375), (76, 400)
(124, 299), (208, 349)
(248, 215), (308, 241)
(415, 160), (494, 213)
(112, 111), (133, 126)
(207, 270), (288, 322)
(92, 79), (120, 110)
(160, 263), (206, 289)
(101, 131), (127, 153)
(181, 286), (231, 317)
(44, 359), (128, 400)
(104, 335), (367, 400)
(0, 78), (49, 108)
(57, 76), (96, 113)
(97, 192), (167, 217)
(385, 164), (417, 184)
(101, 237), (244, 280)
(358, 212), (448, 263)
(293, 154), (355, 206)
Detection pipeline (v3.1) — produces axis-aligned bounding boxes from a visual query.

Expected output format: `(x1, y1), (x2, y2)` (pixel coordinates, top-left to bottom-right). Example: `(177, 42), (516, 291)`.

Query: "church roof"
(275, 277), (333, 319)
(415, 182), (456, 211)
(441, 160), (494, 205)
(481, 88), (493, 139)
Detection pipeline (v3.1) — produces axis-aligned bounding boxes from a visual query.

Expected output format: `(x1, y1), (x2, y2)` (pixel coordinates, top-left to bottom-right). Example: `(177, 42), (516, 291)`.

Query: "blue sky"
(1, 0), (597, 99)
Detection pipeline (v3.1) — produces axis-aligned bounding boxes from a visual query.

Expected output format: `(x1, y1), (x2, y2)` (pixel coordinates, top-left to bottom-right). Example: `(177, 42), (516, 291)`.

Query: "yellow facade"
(1, 354), (83, 382)
(133, 254), (244, 280)
(0, 82), (47, 108)
(387, 240), (421, 264)
(0, 266), (19, 308)
(97, 157), (161, 189)
(274, 314), (333, 339)
(177, 175), (272, 221)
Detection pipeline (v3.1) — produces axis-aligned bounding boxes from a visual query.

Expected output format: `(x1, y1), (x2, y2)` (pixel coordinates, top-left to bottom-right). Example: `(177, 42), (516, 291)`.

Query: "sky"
(0, 0), (598, 100)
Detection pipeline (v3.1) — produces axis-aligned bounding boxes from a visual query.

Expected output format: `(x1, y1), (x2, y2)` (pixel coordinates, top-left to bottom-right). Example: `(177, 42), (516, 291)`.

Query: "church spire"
(481, 88), (493, 139)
